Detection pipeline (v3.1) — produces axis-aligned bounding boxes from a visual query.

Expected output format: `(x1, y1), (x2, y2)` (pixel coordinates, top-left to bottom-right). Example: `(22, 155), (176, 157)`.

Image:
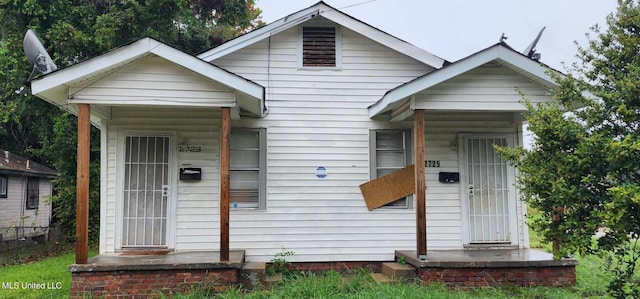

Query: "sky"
(256, 0), (618, 71)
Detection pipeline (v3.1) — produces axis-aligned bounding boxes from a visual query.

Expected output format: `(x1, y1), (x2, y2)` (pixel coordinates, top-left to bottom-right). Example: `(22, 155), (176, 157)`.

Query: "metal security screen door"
(122, 136), (170, 247)
(464, 136), (513, 244)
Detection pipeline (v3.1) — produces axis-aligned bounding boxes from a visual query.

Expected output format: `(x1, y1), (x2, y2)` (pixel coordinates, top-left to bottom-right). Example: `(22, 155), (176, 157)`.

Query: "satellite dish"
(523, 26), (546, 61)
(23, 29), (57, 75)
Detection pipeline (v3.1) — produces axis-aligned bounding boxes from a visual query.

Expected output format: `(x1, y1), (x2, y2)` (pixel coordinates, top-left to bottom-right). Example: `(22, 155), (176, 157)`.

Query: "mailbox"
(180, 168), (202, 181)
(438, 172), (459, 183)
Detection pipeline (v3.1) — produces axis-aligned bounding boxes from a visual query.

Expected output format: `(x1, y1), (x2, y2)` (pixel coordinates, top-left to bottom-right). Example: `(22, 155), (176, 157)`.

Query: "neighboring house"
(0, 149), (56, 244)
(32, 1), (558, 264)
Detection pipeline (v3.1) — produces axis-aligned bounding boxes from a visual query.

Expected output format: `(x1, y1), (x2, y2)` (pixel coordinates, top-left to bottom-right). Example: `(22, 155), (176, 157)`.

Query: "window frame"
(0, 175), (7, 198)
(230, 128), (267, 210)
(25, 177), (39, 210)
(370, 129), (413, 209)
(297, 24), (342, 69)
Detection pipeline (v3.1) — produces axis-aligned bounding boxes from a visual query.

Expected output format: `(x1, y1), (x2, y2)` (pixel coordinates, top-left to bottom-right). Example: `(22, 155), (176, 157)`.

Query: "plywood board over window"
(366, 129), (412, 209)
(360, 165), (415, 210)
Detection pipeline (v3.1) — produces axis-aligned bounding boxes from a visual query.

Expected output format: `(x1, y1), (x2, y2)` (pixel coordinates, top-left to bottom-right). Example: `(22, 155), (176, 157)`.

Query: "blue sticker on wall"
(233, 203), (238, 208)
(315, 166), (327, 178)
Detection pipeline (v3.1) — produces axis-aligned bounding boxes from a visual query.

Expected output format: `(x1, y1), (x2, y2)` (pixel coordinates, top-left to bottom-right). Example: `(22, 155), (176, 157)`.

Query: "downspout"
(20, 173), (25, 240)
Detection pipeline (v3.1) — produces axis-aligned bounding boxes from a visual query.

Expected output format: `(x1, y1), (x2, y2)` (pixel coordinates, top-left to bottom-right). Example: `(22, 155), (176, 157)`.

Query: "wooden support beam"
(76, 104), (90, 264)
(414, 109), (427, 258)
(220, 107), (231, 262)
(552, 206), (565, 256)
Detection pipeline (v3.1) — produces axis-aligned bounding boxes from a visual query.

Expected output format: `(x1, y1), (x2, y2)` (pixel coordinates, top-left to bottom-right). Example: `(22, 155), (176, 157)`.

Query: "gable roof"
(368, 43), (559, 118)
(0, 149), (57, 178)
(197, 1), (447, 68)
(32, 37), (265, 125)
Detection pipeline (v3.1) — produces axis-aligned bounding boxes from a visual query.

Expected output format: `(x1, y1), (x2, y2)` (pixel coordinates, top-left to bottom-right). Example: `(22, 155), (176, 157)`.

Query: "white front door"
(461, 134), (517, 244)
(121, 135), (171, 247)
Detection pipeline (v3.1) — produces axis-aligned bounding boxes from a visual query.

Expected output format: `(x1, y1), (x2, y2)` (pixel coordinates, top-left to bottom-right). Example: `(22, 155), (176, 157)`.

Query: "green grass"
(168, 263), (608, 299)
(165, 255), (611, 299)
(0, 249), (612, 299)
(0, 248), (98, 299)
(0, 251), (74, 299)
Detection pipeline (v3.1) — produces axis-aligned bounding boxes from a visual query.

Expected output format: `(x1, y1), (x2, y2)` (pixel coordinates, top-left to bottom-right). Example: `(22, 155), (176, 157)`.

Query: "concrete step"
(239, 262), (266, 289)
(370, 272), (391, 283)
(381, 262), (416, 281)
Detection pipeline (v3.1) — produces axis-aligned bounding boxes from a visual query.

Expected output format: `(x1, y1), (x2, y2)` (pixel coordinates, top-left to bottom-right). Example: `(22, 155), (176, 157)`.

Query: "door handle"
(467, 184), (474, 196)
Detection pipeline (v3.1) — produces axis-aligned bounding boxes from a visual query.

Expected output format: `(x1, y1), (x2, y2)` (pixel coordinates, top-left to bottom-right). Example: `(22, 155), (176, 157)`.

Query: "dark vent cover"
(303, 27), (336, 67)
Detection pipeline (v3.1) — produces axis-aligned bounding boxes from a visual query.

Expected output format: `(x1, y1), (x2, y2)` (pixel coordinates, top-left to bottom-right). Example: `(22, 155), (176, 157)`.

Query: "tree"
(498, 1), (640, 297)
(0, 0), (263, 243)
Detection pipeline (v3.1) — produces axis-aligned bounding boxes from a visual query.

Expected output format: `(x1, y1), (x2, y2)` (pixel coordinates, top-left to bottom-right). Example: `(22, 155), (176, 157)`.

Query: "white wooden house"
(32, 1), (558, 264)
(0, 150), (56, 243)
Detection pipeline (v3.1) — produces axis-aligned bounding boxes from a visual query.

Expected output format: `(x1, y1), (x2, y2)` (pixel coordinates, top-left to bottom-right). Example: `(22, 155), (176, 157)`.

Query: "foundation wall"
(70, 268), (238, 299)
(418, 265), (576, 288)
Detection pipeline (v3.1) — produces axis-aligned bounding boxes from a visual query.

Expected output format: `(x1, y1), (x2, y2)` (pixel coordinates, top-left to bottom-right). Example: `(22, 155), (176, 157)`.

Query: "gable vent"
(302, 27), (336, 67)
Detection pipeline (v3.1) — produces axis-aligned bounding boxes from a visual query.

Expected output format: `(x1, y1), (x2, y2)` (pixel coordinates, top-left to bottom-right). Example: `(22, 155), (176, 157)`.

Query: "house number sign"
(425, 160), (441, 167)
(179, 145), (202, 152)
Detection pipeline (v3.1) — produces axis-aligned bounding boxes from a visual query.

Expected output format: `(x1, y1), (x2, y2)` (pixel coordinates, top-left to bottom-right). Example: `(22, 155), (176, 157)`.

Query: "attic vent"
(302, 27), (336, 67)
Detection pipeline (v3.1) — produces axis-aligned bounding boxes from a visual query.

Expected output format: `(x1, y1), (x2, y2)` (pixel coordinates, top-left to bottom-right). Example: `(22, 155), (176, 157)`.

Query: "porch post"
(414, 109), (427, 258)
(220, 107), (230, 262)
(76, 104), (90, 264)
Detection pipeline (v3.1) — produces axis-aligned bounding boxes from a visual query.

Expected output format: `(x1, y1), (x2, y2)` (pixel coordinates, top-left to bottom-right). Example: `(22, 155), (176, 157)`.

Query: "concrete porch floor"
(69, 250), (245, 272)
(396, 248), (577, 268)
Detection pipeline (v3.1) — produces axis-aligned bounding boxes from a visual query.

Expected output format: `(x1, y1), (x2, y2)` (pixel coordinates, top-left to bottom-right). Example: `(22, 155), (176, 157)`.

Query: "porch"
(69, 250), (245, 298)
(397, 249), (577, 288)
(68, 248), (577, 298)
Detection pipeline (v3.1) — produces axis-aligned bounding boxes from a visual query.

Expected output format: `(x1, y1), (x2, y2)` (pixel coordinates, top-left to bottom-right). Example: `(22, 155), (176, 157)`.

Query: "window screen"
(372, 130), (411, 208)
(230, 129), (266, 209)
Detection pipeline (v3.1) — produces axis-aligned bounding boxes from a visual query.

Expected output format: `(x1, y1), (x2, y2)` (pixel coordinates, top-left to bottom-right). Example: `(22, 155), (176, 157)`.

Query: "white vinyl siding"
(69, 55), (235, 107)
(414, 62), (552, 111)
(97, 20), (531, 262)
(212, 23), (440, 262)
(230, 129), (267, 210)
(0, 175), (52, 241)
(370, 130), (411, 208)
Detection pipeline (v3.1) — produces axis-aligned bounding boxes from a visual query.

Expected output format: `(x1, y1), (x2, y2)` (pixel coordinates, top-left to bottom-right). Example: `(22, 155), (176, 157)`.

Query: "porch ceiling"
(369, 43), (559, 121)
(32, 38), (265, 127)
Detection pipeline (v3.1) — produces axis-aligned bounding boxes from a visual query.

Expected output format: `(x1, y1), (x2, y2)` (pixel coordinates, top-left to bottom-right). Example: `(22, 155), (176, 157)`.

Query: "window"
(300, 26), (341, 67)
(26, 177), (39, 210)
(0, 175), (7, 198)
(370, 130), (412, 208)
(230, 128), (266, 210)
